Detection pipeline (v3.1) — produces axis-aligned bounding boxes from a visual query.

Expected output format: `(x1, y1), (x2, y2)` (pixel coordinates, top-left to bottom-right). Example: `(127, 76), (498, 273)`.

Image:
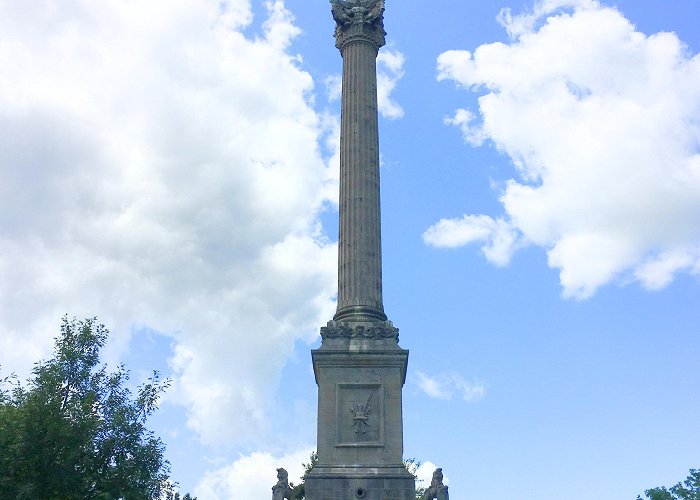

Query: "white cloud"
(377, 49), (406, 119)
(320, 112), (342, 207)
(434, 2), (700, 298)
(422, 214), (518, 267)
(0, 0), (337, 445)
(195, 447), (313, 499)
(324, 74), (342, 102)
(444, 108), (487, 146)
(634, 250), (696, 291)
(415, 371), (486, 402)
(497, 0), (600, 39)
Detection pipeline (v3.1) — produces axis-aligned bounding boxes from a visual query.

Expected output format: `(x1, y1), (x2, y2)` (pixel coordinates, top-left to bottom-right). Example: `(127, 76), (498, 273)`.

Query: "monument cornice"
(311, 347), (409, 386)
(308, 465), (415, 479)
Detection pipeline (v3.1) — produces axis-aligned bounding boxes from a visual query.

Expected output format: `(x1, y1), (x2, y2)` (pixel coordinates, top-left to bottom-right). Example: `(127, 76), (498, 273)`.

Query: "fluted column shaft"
(334, 36), (386, 322)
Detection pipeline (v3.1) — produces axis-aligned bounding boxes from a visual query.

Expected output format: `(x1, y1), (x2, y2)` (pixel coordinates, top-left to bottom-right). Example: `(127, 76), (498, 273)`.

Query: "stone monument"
(302, 1), (416, 499)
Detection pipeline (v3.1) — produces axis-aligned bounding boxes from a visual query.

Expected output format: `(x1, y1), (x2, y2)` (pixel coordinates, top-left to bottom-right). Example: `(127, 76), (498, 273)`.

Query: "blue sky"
(1, 0), (699, 498)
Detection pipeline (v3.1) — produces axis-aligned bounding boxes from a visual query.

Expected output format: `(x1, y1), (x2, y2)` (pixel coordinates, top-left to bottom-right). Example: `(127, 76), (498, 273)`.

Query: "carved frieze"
(320, 320), (399, 342)
(330, 0), (386, 49)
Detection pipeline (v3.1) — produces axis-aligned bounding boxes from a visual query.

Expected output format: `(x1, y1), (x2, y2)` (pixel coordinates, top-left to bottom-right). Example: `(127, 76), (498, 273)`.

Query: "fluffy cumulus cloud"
(427, 0), (700, 298)
(422, 214), (518, 266)
(0, 0), (337, 445)
(415, 371), (486, 402)
(195, 447), (313, 499)
(377, 49), (406, 119)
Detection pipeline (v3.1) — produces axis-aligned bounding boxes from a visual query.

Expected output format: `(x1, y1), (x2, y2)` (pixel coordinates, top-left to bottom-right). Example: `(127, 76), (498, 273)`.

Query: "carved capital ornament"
(330, 0), (386, 49)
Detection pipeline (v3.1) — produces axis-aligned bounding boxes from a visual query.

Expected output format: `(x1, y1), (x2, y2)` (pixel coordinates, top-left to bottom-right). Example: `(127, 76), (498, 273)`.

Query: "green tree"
(404, 457), (426, 499)
(638, 469), (700, 500)
(290, 451), (318, 499)
(0, 317), (172, 499)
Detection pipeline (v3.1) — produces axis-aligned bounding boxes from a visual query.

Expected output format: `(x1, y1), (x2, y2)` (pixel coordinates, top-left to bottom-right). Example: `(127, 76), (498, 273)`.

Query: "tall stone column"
(334, 2), (386, 323)
(304, 2), (415, 499)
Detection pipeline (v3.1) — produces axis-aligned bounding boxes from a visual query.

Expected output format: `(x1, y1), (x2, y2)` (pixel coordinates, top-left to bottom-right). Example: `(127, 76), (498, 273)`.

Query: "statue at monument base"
(271, 468), (294, 500)
(421, 468), (449, 500)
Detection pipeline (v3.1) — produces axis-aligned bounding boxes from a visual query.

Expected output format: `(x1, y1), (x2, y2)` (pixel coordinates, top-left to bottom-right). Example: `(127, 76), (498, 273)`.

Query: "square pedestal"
(306, 343), (415, 500)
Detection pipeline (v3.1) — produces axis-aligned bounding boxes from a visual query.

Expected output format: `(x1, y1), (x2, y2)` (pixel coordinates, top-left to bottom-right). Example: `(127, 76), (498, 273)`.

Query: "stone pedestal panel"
(304, 474), (415, 500)
(312, 348), (407, 467)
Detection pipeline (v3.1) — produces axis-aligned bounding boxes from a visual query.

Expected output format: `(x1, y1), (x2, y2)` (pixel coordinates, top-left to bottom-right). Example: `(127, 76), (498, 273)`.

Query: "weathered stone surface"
(421, 468), (450, 500)
(331, 0), (387, 323)
(306, 345), (413, 499)
(271, 468), (294, 500)
(331, 0), (386, 49)
(303, 3), (417, 499)
(320, 320), (399, 342)
(311, 348), (408, 460)
(306, 356), (416, 500)
(305, 474), (415, 500)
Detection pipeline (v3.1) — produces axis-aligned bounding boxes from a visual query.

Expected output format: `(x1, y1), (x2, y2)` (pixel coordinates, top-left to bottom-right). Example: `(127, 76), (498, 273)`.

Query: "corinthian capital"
(330, 0), (386, 50)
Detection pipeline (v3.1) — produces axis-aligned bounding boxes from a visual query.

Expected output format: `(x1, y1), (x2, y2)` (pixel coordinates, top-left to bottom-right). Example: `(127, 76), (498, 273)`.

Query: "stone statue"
(422, 468), (449, 500)
(330, 0), (384, 27)
(329, 0), (386, 47)
(272, 468), (294, 500)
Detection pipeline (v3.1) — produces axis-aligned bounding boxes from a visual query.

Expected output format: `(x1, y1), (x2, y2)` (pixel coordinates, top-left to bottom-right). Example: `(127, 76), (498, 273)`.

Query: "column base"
(305, 466), (415, 500)
(334, 305), (387, 322)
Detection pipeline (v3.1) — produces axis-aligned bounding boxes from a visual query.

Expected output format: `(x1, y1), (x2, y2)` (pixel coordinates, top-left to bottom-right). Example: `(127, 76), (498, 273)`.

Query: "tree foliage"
(0, 317), (173, 499)
(404, 457), (426, 499)
(638, 469), (700, 500)
(290, 451), (318, 499)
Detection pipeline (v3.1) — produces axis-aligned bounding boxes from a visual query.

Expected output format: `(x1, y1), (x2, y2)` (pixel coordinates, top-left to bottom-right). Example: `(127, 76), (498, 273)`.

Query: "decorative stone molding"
(320, 320), (399, 342)
(330, 0), (386, 49)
